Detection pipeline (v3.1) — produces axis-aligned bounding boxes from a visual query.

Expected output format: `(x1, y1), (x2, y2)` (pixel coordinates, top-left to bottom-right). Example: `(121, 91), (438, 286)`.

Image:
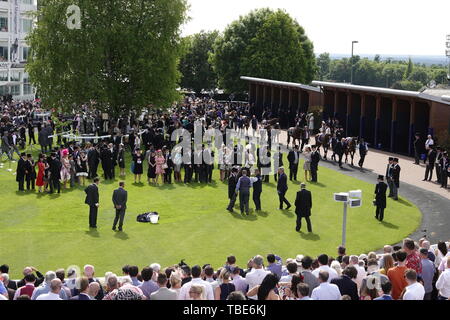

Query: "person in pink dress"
(60, 149), (71, 189)
(155, 150), (166, 185)
(35, 156), (45, 193)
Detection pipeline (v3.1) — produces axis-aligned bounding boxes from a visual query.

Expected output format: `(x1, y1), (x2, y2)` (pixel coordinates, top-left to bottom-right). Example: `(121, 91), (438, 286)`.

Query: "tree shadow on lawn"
(299, 232), (321, 241)
(380, 221), (399, 229)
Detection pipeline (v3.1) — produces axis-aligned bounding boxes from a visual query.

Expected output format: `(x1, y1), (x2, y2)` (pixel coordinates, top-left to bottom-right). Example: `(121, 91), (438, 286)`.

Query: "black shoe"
(422, 179), (427, 181)
(286, 205), (291, 210)
(118, 228), (123, 232)
(112, 227), (116, 231)
(296, 227), (300, 232)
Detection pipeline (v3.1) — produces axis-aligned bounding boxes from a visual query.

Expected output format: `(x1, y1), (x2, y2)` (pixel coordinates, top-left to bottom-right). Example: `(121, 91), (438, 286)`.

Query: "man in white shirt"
(178, 265), (214, 300)
(403, 269), (424, 300)
(280, 262), (298, 283)
(312, 254), (338, 283)
(425, 135), (434, 150)
(36, 279), (63, 300)
(436, 257), (450, 300)
(245, 255), (270, 299)
(311, 271), (341, 300)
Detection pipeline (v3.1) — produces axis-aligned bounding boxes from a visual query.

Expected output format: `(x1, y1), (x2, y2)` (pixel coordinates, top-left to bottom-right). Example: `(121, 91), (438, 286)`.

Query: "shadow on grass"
(311, 182), (327, 188)
(114, 231), (129, 240)
(256, 210), (269, 218)
(280, 209), (295, 218)
(395, 198), (413, 207)
(85, 229), (100, 238)
(15, 191), (27, 196)
(299, 232), (321, 241)
(380, 221), (399, 229)
(229, 210), (257, 221)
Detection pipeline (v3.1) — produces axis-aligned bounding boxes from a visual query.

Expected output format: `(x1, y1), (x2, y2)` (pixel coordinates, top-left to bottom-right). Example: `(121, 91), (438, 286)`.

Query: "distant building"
(0, 0), (37, 100)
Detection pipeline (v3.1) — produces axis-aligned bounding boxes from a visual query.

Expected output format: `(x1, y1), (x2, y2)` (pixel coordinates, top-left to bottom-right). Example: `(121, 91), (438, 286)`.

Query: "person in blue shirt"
(374, 281), (393, 300)
(419, 248), (436, 300)
(0, 280), (7, 299)
(266, 254), (282, 279)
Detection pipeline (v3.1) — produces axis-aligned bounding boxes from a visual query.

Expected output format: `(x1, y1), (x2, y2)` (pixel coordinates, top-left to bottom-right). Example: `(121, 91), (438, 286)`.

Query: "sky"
(181, 0), (450, 56)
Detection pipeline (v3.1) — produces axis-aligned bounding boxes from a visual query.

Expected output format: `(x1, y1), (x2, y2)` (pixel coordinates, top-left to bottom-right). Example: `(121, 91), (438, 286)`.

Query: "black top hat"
(389, 157), (394, 161)
(378, 175), (384, 180)
(393, 158), (399, 162)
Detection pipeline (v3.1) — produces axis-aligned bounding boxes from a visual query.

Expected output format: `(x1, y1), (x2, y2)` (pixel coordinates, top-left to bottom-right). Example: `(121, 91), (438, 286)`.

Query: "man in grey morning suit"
(112, 181), (128, 232)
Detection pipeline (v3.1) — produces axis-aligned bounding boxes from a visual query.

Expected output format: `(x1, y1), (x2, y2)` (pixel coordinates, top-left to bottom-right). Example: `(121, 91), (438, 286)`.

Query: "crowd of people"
(1, 238), (449, 301)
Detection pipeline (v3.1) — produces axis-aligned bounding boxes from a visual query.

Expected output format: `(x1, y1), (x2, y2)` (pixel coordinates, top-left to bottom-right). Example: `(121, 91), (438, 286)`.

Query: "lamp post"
(334, 190), (362, 246)
(351, 41), (359, 84)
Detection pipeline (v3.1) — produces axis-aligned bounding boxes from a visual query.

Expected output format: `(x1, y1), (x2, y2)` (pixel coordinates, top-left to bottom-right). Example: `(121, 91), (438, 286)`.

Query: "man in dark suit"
(310, 145), (321, 182)
(85, 177), (100, 228)
(413, 133), (421, 165)
(87, 144), (100, 179)
(287, 145), (300, 181)
(112, 181), (128, 231)
(49, 153), (61, 194)
(70, 277), (91, 300)
(391, 158), (401, 200)
(374, 175), (387, 222)
(277, 167), (291, 210)
(16, 152), (27, 191)
(252, 169), (263, 211)
(386, 157), (394, 197)
(330, 266), (359, 300)
(334, 138), (345, 168)
(423, 146), (437, 181)
(294, 183), (312, 232)
(226, 167), (239, 212)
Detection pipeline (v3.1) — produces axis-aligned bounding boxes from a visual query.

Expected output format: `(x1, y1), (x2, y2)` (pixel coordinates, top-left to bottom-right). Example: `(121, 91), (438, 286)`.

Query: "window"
(10, 71), (20, 82)
(11, 84), (20, 95)
(0, 86), (7, 96)
(22, 0), (34, 4)
(0, 17), (8, 32)
(22, 46), (29, 61)
(0, 71), (7, 81)
(22, 19), (32, 33)
(0, 47), (8, 61)
(23, 76), (32, 95)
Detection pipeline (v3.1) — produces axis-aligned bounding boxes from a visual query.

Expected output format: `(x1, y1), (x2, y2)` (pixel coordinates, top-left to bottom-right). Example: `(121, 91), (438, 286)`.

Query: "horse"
(315, 133), (331, 160)
(344, 137), (358, 166)
(287, 126), (303, 147)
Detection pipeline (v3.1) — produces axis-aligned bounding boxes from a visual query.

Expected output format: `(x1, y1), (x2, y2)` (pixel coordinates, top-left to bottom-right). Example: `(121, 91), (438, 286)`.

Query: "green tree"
(27, 0), (188, 115)
(211, 8), (316, 93)
(391, 79), (423, 91)
(404, 57), (413, 79)
(179, 30), (219, 94)
(316, 52), (331, 80)
(382, 63), (406, 88)
(408, 68), (429, 84)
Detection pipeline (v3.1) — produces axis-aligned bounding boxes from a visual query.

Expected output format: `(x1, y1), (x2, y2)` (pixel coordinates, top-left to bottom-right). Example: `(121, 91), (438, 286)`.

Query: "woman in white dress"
(303, 146), (312, 182)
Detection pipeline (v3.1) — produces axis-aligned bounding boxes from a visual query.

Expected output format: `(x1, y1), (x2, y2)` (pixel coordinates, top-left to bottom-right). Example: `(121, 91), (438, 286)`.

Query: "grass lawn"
(0, 152), (421, 279)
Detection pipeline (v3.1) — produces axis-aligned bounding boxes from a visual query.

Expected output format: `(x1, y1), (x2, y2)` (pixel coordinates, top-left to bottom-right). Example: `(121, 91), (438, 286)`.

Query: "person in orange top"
(387, 250), (408, 300)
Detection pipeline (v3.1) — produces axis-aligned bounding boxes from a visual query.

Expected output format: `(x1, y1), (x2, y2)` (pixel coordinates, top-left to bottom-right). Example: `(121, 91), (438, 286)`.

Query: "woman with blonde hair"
(380, 254), (394, 275)
(303, 146), (312, 182)
(331, 260), (342, 277)
(214, 269), (235, 300)
(169, 271), (182, 298)
(189, 285), (205, 300)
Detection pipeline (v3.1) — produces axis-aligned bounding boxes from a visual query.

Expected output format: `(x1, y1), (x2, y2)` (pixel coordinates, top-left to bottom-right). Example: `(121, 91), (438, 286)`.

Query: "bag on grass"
(136, 212), (159, 224)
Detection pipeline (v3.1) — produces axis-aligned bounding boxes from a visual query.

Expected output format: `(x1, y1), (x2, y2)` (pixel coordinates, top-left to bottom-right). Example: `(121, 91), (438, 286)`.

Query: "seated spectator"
(403, 238), (422, 274)
(300, 256), (319, 296)
(88, 282), (100, 300)
(297, 283), (312, 300)
(17, 266), (44, 288)
(35, 278), (63, 301)
(348, 256), (366, 290)
(169, 271), (182, 298)
(103, 274), (120, 300)
(331, 266), (359, 300)
(203, 265), (219, 292)
(374, 281), (393, 300)
(337, 246), (346, 264)
(70, 277), (91, 300)
(226, 291), (246, 300)
(266, 254), (282, 279)
(420, 240), (435, 262)
(244, 255), (270, 300)
(178, 265), (214, 300)
(112, 286), (144, 300)
(387, 250), (409, 300)
(138, 267), (158, 299)
(284, 274), (303, 300)
(55, 269), (72, 299)
(32, 271), (67, 300)
(402, 269), (425, 300)
(79, 265), (104, 300)
(311, 271), (341, 300)
(128, 266), (142, 287)
(436, 256), (450, 300)
(330, 260), (342, 276)
(1, 274), (15, 300)
(150, 273), (177, 300)
(312, 254), (338, 282)
(215, 269), (235, 300)
(13, 273), (36, 300)
(380, 254), (395, 275)
(189, 285), (205, 300)
(360, 258), (389, 297)
(231, 267), (248, 294)
(280, 262), (298, 283)
(246, 273), (280, 300)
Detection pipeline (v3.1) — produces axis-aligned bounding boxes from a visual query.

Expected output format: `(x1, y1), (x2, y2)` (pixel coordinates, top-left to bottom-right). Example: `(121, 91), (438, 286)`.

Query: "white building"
(0, 0), (36, 100)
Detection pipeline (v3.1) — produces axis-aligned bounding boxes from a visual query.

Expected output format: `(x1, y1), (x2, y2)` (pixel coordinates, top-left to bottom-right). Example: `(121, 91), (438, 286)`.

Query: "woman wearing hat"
(117, 143), (125, 178)
(132, 148), (144, 183)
